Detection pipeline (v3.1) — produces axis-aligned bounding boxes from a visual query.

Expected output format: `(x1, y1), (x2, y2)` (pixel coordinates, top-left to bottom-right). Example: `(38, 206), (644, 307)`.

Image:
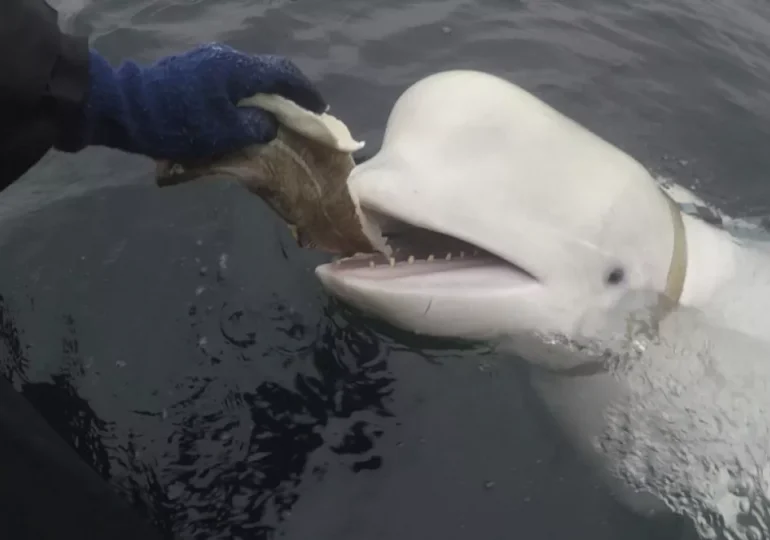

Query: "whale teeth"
(335, 249), (482, 269)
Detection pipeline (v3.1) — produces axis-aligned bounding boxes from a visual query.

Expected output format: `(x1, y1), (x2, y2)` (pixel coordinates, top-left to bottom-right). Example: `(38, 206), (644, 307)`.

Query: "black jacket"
(0, 2), (166, 539)
(1, 0), (89, 189)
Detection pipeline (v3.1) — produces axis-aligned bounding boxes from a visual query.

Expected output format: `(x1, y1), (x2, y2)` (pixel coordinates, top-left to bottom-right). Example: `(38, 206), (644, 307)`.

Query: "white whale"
(313, 70), (770, 536)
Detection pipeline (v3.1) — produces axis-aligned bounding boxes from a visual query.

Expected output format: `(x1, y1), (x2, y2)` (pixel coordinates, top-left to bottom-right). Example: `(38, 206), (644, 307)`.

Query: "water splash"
(579, 293), (770, 540)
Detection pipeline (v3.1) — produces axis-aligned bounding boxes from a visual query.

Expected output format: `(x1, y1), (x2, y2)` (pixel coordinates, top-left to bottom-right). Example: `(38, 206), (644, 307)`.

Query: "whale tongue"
(153, 93), (386, 257)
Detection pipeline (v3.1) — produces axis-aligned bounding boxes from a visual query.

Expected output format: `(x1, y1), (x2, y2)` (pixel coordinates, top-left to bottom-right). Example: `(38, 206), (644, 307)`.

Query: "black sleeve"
(0, 0), (90, 190)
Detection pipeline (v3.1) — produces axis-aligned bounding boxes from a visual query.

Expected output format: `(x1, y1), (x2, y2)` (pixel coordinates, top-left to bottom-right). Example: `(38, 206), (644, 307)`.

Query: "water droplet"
(728, 473), (752, 497)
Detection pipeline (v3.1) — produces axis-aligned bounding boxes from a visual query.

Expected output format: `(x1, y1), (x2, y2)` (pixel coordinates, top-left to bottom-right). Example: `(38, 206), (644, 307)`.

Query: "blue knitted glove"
(66, 44), (327, 160)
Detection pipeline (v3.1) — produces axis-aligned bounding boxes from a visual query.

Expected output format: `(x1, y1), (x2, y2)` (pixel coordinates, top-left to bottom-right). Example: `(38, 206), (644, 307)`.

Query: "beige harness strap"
(642, 190), (689, 329)
(661, 190), (688, 309)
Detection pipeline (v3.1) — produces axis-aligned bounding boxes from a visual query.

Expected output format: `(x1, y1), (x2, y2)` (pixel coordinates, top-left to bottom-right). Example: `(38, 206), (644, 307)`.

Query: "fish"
(154, 93), (386, 256)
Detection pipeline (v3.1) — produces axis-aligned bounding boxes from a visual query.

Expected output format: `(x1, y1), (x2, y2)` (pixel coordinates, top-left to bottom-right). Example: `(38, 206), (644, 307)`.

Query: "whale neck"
(679, 212), (739, 310)
(527, 212), (756, 518)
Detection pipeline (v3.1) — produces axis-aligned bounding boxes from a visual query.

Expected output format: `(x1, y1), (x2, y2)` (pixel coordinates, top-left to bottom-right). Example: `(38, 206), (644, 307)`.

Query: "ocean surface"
(4, 0), (770, 538)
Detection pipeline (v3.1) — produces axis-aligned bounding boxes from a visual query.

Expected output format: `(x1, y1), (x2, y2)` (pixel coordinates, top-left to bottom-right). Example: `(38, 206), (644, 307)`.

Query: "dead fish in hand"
(155, 93), (388, 256)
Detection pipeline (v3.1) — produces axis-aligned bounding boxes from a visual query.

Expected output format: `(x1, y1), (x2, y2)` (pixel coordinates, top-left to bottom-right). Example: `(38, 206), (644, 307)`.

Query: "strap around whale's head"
(655, 189), (688, 322)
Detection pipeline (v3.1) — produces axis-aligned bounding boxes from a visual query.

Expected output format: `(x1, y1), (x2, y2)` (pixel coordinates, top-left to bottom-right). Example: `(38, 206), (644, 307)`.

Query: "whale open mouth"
(318, 206), (539, 284)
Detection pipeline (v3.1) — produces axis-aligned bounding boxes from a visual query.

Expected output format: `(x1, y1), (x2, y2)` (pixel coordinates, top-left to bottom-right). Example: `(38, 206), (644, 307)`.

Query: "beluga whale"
(313, 70), (770, 538)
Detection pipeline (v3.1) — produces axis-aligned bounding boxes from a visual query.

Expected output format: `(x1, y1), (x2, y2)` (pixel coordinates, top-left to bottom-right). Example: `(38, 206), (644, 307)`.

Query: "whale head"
(315, 70), (688, 369)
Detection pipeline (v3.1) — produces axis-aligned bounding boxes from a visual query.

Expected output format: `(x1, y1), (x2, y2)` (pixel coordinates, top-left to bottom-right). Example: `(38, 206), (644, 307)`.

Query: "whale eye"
(606, 267), (625, 285)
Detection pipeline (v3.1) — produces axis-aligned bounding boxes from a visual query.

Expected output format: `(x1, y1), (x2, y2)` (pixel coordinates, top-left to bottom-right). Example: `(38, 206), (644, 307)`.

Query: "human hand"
(68, 43), (327, 160)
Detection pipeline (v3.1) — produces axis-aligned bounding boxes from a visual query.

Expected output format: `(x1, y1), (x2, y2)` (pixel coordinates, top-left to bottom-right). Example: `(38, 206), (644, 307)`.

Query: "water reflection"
(157, 306), (395, 539)
(0, 180), (400, 539)
(0, 295), (30, 384)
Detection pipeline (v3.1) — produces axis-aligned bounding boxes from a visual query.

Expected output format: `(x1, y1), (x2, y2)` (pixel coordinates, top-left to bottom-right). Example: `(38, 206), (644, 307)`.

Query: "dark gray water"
(4, 0), (770, 538)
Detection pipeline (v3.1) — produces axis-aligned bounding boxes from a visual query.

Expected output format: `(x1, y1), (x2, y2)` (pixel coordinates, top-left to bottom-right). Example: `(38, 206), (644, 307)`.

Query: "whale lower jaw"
(316, 255), (535, 291)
